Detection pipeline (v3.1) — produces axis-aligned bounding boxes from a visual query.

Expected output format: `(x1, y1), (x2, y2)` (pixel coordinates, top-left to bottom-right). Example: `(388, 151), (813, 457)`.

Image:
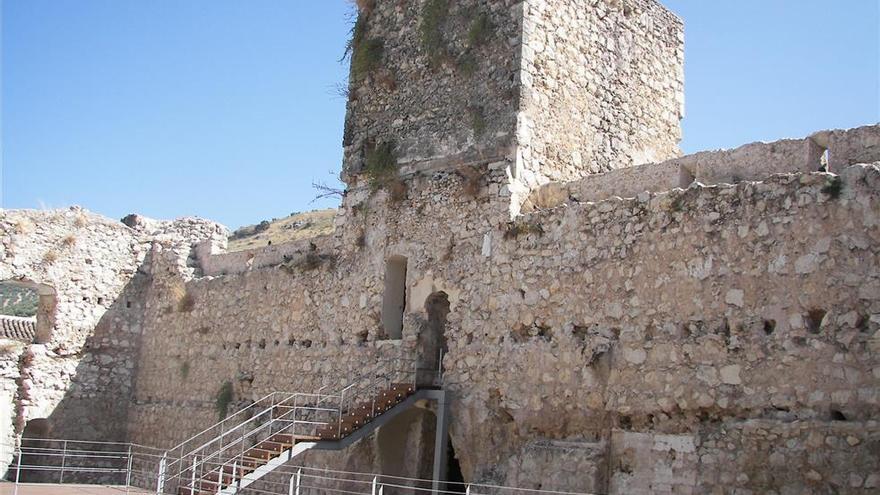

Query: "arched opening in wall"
(418, 292), (450, 388)
(381, 256), (408, 340)
(0, 281), (56, 344)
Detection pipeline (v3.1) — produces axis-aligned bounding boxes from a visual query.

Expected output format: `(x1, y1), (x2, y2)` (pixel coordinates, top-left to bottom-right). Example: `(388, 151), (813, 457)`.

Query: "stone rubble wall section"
(516, 0), (684, 190)
(525, 124), (880, 210)
(0, 208), (224, 475)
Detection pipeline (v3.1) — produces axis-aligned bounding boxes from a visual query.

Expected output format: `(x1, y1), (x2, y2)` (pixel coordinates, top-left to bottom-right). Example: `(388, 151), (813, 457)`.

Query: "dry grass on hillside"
(227, 209), (336, 252)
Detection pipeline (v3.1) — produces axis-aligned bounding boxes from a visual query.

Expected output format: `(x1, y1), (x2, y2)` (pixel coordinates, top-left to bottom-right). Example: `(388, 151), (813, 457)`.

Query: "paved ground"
(0, 484), (150, 495)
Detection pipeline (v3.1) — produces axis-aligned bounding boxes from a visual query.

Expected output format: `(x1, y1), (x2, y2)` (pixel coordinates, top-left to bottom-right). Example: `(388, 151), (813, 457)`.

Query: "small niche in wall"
(381, 255), (408, 340)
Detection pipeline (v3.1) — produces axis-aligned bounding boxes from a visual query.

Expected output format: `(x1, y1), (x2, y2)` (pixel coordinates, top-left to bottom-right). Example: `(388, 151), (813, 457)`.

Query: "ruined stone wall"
(127, 126), (880, 493)
(341, 0), (523, 182)
(0, 208), (147, 446)
(516, 0), (684, 191)
(0, 208), (225, 476)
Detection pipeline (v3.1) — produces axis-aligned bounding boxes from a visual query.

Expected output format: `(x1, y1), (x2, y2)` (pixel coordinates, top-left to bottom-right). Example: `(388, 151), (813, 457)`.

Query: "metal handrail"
(180, 390), (341, 488)
(162, 354), (419, 495)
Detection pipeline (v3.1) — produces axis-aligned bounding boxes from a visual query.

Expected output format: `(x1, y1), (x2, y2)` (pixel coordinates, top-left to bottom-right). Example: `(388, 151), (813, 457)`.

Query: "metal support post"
(295, 468), (301, 495)
(431, 390), (449, 495)
(157, 451), (167, 495)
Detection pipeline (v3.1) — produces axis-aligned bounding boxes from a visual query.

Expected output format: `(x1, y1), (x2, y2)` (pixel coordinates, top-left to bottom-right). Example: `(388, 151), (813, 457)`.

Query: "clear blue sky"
(2, 1), (878, 229)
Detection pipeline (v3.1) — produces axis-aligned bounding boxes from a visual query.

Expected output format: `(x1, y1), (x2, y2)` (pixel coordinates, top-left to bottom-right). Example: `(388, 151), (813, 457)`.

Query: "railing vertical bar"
(58, 439), (67, 484)
(232, 460), (238, 495)
(157, 451), (167, 495)
(13, 438), (21, 495)
(126, 444), (133, 489)
(190, 455), (197, 495)
(295, 468), (301, 495)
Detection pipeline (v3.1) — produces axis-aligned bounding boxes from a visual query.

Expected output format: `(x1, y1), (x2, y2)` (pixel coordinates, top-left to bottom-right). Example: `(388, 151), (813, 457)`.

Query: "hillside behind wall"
(128, 127), (880, 494)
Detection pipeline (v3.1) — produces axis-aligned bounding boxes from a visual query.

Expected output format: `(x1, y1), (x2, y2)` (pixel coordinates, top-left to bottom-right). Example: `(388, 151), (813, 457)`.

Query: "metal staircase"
(157, 357), (421, 495)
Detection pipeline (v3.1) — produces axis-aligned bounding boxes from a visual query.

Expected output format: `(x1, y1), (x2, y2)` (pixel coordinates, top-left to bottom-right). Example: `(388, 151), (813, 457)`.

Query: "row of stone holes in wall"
(507, 308), (865, 345)
(210, 308), (859, 354)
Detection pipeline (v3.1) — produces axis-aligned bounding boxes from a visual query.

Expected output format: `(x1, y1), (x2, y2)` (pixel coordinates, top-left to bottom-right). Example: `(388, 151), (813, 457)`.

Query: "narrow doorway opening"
(419, 291), (450, 387)
(381, 256), (407, 340)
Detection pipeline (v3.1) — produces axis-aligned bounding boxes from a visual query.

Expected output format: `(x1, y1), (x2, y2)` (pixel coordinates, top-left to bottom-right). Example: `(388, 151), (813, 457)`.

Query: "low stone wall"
(198, 234), (337, 277)
(524, 124), (880, 211)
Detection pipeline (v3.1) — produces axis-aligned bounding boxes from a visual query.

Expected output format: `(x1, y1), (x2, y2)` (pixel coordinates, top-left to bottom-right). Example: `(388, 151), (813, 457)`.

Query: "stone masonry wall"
(341, 0), (523, 182)
(126, 127), (880, 494)
(516, 0), (684, 190)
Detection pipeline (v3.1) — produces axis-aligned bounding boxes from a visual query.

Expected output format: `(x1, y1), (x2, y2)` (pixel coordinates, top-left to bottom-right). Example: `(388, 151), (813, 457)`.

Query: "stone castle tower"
(341, 0), (684, 214)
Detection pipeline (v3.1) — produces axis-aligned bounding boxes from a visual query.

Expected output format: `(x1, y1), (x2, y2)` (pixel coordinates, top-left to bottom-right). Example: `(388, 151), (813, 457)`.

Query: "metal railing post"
(13, 439), (21, 495)
(292, 395), (298, 437)
(59, 440), (67, 483)
(126, 444), (133, 489)
(437, 349), (444, 384)
(190, 455), (197, 495)
(412, 357), (417, 389)
(232, 460), (239, 495)
(372, 476), (377, 495)
(295, 468), (301, 495)
(337, 390), (345, 438)
(217, 464), (224, 495)
(157, 451), (167, 495)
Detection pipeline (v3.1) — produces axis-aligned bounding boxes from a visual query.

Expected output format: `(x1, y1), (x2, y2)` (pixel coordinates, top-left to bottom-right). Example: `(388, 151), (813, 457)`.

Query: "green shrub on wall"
(215, 381), (234, 420)
(364, 141), (399, 191)
(347, 14), (384, 81)
(420, 0), (449, 66)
